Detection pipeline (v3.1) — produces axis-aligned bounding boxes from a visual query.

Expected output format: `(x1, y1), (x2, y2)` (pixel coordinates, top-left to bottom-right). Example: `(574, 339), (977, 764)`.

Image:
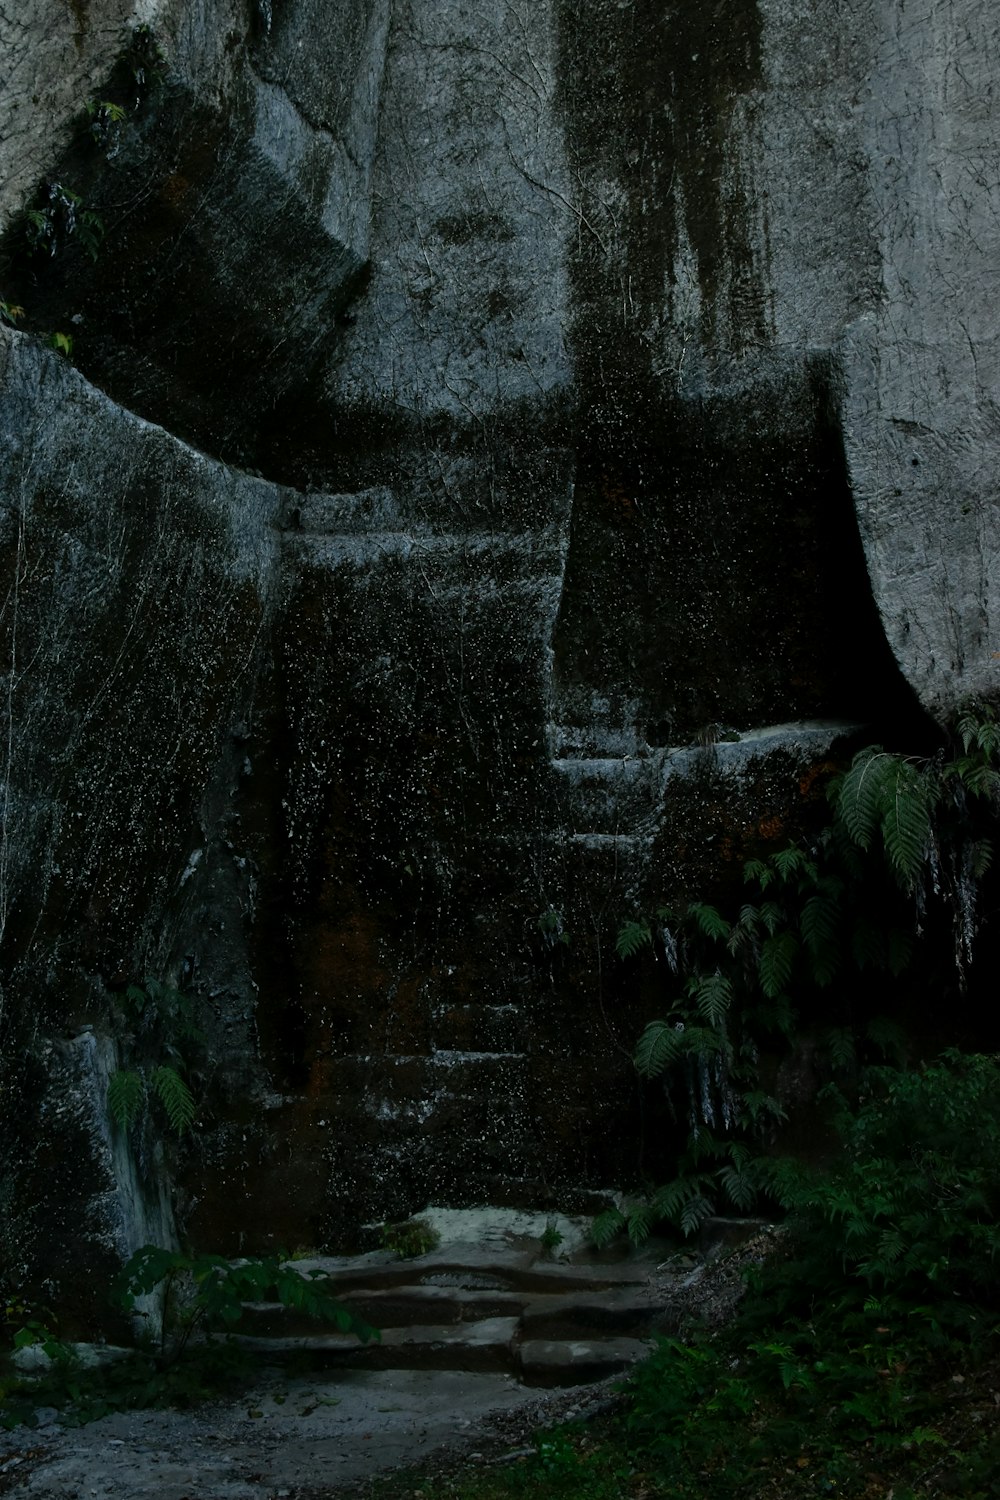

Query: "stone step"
(232, 1321), (654, 1387)
(292, 1246), (662, 1297)
(233, 1317), (521, 1374)
(226, 1223), (686, 1390)
(551, 756), (662, 835)
(547, 722), (653, 761)
(244, 1281), (670, 1343)
(520, 1289), (665, 1341)
(518, 1336), (652, 1388)
(241, 1284), (527, 1336)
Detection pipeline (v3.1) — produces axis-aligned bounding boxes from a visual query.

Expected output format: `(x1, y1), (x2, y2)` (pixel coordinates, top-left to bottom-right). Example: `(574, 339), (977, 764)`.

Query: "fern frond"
(635, 1020), (683, 1078)
(124, 984), (149, 1014)
(957, 709), (979, 755)
(625, 1201), (655, 1246)
(151, 1065), (196, 1133)
(689, 971), (733, 1027)
(956, 761), (1000, 799)
(680, 1024), (727, 1057)
(836, 748), (892, 850)
(970, 838), (993, 878)
(758, 901), (784, 936)
(822, 1027), (856, 1071)
(880, 760), (933, 889)
(958, 706), (1000, 759)
(743, 859), (772, 891)
(590, 1208), (627, 1249)
(107, 1069), (144, 1130)
(679, 1194), (714, 1237)
(753, 993), (795, 1038)
(616, 919), (652, 960)
(800, 894), (841, 986)
(718, 1161), (758, 1211)
(740, 1090), (788, 1126)
(866, 1016), (906, 1061)
(758, 931), (798, 998)
(687, 902), (731, 942)
(771, 846), (816, 884)
(736, 904), (760, 935)
(650, 1175), (714, 1233)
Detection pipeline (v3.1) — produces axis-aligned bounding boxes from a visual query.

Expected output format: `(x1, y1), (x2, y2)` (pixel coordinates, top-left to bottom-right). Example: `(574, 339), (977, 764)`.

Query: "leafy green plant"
(121, 24), (167, 104)
(608, 712), (1000, 1242)
(85, 98), (127, 148)
(107, 980), (203, 1138)
(538, 908), (570, 947)
(48, 330), (74, 358)
(765, 1053), (1000, 1332)
(539, 1220), (564, 1257)
(379, 1219), (440, 1259)
(0, 1247), (378, 1430)
(616, 1063), (1000, 1496)
(116, 1245), (376, 1365)
(25, 183), (104, 262)
(0, 299), (24, 327)
(9, 1321), (74, 1366)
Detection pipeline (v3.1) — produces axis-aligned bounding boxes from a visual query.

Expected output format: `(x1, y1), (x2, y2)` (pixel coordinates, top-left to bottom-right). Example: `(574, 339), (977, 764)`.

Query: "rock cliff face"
(0, 0), (996, 1313)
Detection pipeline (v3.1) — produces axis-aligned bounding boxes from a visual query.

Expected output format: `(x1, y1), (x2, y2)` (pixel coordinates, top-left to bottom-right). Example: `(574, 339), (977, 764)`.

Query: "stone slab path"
(0, 1211), (773, 1499)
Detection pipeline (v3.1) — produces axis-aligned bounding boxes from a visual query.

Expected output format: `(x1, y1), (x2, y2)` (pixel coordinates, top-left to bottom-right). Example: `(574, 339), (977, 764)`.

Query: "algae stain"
(69, 0), (90, 40)
(557, 0), (764, 344)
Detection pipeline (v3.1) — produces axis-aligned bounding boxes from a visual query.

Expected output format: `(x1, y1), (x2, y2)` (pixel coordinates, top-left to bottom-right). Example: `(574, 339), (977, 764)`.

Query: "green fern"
(740, 1090), (788, 1126)
(799, 893), (841, 986)
(958, 705), (1000, 758)
(688, 971), (733, 1027)
(635, 1019), (683, 1077)
(822, 1027), (856, 1071)
(616, 919), (652, 960)
(688, 902), (731, 942)
(679, 1193), (714, 1236)
(151, 1065), (196, 1133)
(758, 931), (798, 998)
(624, 1201), (656, 1246)
(952, 759), (1000, 798)
(771, 846), (816, 883)
(718, 1146), (759, 1211)
(833, 748), (894, 850)
(590, 1207), (627, 1249)
(743, 859), (773, 890)
(758, 901), (784, 936)
(107, 1069), (144, 1130)
(650, 1175), (715, 1236)
(880, 759), (933, 888)
(735, 903), (760, 935)
(865, 1016), (906, 1061)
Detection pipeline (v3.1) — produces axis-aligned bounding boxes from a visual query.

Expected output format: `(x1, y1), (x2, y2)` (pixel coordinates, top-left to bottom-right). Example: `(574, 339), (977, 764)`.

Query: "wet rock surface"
(0, 0), (996, 1314)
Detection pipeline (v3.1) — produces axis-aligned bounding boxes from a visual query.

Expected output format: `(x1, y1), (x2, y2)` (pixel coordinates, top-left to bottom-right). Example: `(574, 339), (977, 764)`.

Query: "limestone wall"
(0, 0), (996, 1306)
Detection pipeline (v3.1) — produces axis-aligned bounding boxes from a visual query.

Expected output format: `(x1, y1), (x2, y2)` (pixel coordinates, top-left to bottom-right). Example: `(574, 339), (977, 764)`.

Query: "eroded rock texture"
(0, 0), (996, 1310)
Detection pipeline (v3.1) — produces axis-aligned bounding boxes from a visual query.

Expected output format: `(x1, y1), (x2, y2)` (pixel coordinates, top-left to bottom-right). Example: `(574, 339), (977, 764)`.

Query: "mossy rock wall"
(0, 0), (996, 1303)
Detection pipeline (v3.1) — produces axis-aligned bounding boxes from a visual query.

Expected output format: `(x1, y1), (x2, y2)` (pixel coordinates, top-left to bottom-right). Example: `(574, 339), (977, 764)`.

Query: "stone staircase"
(548, 723), (662, 850)
(233, 1211), (678, 1388)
